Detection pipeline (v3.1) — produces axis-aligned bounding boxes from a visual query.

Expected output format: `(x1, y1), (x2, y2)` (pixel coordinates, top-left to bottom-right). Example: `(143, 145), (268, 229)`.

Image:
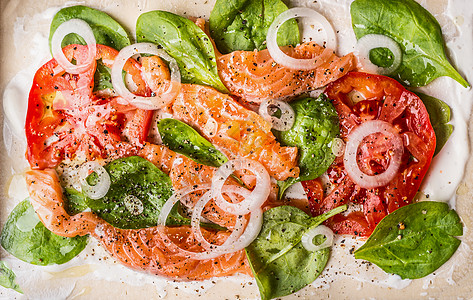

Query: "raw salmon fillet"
(217, 42), (356, 103)
(171, 84), (299, 181)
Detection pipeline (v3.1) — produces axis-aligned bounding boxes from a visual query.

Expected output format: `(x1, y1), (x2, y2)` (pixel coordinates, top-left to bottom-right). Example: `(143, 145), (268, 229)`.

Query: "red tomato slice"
(25, 44), (153, 169)
(301, 179), (324, 217)
(303, 72), (436, 237)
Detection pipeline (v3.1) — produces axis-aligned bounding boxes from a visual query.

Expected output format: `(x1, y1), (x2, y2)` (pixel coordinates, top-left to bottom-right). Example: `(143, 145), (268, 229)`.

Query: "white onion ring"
(111, 43), (181, 110)
(190, 186), (259, 251)
(79, 161), (110, 199)
(267, 7), (336, 70)
(259, 99), (295, 131)
(301, 225), (333, 252)
(172, 184), (211, 210)
(157, 188), (263, 260)
(231, 208), (263, 251)
(355, 34), (402, 75)
(156, 194), (219, 260)
(211, 158), (270, 215)
(157, 185), (212, 226)
(344, 120), (404, 189)
(157, 192), (184, 227)
(51, 19), (97, 74)
(191, 189), (246, 251)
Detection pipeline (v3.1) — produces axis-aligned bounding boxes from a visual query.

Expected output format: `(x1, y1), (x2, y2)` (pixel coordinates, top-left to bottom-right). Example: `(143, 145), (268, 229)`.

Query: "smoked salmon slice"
(25, 168), (251, 280)
(138, 142), (182, 175)
(216, 42), (356, 103)
(140, 56), (300, 181)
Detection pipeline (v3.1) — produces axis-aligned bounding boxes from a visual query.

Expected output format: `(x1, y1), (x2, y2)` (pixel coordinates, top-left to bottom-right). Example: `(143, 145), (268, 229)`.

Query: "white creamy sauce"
(1, 0), (472, 299)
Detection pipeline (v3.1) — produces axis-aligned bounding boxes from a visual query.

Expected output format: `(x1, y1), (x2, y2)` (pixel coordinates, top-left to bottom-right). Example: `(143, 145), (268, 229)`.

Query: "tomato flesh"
(25, 44), (152, 169)
(303, 72), (436, 237)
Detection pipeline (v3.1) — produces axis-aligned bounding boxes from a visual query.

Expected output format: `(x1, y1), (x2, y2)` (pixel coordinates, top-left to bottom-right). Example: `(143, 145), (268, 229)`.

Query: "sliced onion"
(194, 205), (262, 258)
(331, 137), (345, 157)
(79, 161), (110, 199)
(211, 207), (263, 254)
(157, 185), (211, 226)
(267, 7), (336, 70)
(211, 158), (270, 215)
(51, 19), (97, 74)
(191, 186), (253, 248)
(111, 43), (181, 110)
(157, 192), (208, 260)
(344, 120), (403, 189)
(157, 190), (263, 260)
(231, 208), (263, 250)
(157, 158), (270, 260)
(158, 181), (265, 260)
(301, 225), (333, 252)
(190, 190), (245, 251)
(157, 193), (183, 227)
(259, 99), (295, 131)
(355, 34), (402, 75)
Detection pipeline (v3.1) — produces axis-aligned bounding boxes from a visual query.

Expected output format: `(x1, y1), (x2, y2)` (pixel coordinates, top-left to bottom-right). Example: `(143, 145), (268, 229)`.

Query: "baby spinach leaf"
(350, 0), (469, 87)
(354, 201), (462, 279)
(85, 156), (187, 229)
(0, 200), (87, 266)
(157, 119), (245, 187)
(158, 118), (228, 168)
(249, 241), (328, 300)
(63, 188), (88, 215)
(209, 0), (300, 54)
(136, 11), (227, 92)
(0, 261), (22, 294)
(276, 95), (339, 198)
(93, 59), (114, 92)
(246, 205), (347, 300)
(416, 93), (453, 156)
(49, 5), (131, 51)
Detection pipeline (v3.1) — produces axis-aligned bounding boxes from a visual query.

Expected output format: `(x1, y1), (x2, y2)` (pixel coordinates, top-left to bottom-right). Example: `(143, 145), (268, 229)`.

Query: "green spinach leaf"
(158, 118), (228, 168)
(63, 188), (88, 215)
(355, 201), (462, 279)
(276, 95), (339, 198)
(350, 0), (469, 87)
(0, 200), (87, 266)
(136, 11), (227, 92)
(246, 205), (347, 300)
(0, 261), (23, 294)
(416, 93), (453, 156)
(93, 59), (114, 92)
(49, 5), (131, 51)
(209, 0), (300, 54)
(85, 156), (187, 229)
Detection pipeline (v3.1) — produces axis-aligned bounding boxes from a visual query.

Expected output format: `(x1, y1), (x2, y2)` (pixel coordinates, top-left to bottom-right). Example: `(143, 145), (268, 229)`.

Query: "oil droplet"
(124, 195), (144, 216)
